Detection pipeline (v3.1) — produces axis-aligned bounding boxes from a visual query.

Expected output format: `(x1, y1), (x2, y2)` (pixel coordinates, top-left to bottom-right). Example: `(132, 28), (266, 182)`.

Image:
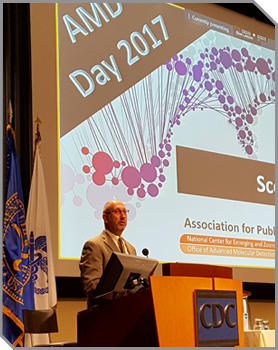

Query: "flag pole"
(8, 100), (13, 125)
(7, 100), (16, 140)
(33, 114), (42, 160)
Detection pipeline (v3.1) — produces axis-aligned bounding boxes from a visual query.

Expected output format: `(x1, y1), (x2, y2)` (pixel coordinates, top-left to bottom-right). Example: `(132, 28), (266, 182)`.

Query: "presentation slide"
(57, 3), (275, 267)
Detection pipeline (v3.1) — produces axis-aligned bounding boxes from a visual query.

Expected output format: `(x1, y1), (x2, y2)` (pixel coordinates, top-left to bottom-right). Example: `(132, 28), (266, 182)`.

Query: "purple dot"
(246, 114), (253, 124)
(190, 86), (195, 92)
(218, 95), (225, 104)
(212, 47), (218, 56)
(200, 53), (205, 59)
(271, 90), (275, 97)
(245, 58), (256, 72)
(256, 58), (269, 75)
(159, 150), (165, 158)
(236, 63), (243, 72)
(216, 80), (224, 90)
(241, 48), (249, 57)
(112, 177), (119, 185)
(227, 96), (234, 104)
(183, 89), (188, 96)
(173, 55), (178, 61)
(235, 106), (242, 114)
(147, 184), (159, 197)
(163, 159), (169, 167)
(140, 163), (157, 183)
(205, 81), (213, 91)
(175, 61), (187, 75)
(137, 188), (146, 199)
(165, 144), (172, 151)
(159, 175), (166, 182)
(186, 58), (191, 65)
(198, 60), (204, 68)
(193, 64), (202, 82)
(232, 49), (241, 62)
(239, 130), (246, 139)
(166, 63), (172, 71)
(209, 54), (214, 60)
(235, 117), (243, 127)
(151, 156), (160, 167)
(128, 188), (134, 195)
(245, 145), (253, 155)
(223, 104), (229, 111)
(220, 51), (232, 69)
(210, 62), (217, 70)
(230, 107), (234, 112)
(206, 63), (210, 68)
(219, 67), (224, 74)
(248, 131), (252, 137)
(260, 93), (266, 102)
(251, 107), (257, 116)
(122, 166), (141, 189)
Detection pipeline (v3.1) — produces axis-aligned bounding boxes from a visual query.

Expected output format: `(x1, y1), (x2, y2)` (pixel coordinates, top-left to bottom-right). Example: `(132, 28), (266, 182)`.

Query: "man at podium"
(79, 200), (137, 307)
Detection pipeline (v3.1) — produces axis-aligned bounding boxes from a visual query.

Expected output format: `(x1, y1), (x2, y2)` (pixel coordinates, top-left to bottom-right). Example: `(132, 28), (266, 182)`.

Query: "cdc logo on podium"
(194, 290), (239, 347)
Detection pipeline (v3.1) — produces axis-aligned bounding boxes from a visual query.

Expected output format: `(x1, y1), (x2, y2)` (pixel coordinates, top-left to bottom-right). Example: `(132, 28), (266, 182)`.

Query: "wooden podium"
(77, 263), (244, 347)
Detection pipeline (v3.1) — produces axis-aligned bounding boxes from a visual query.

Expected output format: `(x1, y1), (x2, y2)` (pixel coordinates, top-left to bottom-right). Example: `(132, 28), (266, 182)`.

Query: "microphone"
(142, 248), (149, 258)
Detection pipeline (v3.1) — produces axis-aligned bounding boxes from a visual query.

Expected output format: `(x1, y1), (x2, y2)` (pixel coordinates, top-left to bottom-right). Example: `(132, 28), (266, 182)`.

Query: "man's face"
(103, 201), (128, 236)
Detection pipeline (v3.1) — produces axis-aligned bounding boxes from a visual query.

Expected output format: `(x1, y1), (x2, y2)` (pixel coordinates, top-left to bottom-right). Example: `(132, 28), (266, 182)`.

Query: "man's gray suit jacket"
(79, 230), (136, 308)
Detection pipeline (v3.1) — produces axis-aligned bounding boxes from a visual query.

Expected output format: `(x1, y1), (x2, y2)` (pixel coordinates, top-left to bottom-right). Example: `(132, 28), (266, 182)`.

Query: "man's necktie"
(118, 237), (124, 253)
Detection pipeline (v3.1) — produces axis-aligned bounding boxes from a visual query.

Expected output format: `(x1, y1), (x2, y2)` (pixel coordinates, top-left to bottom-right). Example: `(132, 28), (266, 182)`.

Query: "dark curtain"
(3, 3), (33, 210)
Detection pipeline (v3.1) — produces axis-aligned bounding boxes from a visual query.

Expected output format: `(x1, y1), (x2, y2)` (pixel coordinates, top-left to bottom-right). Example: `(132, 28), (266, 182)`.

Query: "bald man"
(79, 200), (136, 307)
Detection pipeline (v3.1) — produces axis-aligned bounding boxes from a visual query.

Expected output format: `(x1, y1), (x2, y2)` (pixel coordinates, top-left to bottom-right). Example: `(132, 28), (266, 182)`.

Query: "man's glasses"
(104, 209), (129, 216)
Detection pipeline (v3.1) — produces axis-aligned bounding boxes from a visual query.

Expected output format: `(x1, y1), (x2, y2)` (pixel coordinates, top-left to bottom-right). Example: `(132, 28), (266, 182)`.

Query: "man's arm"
(79, 240), (103, 297)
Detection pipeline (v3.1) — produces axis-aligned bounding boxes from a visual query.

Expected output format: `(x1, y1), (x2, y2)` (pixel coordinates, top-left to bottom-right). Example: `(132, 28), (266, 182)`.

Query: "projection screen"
(30, 3), (275, 278)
